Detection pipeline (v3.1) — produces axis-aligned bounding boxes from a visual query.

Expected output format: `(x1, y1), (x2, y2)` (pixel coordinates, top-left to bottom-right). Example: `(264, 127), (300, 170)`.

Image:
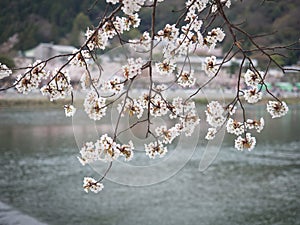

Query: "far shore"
(0, 90), (299, 109)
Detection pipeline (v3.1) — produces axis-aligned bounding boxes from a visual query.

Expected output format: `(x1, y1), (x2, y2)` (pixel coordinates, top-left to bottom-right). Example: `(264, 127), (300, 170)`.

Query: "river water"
(0, 105), (299, 225)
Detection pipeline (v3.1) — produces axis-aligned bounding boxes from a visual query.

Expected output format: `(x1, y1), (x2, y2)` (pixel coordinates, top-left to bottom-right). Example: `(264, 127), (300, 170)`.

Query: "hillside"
(0, 0), (299, 64)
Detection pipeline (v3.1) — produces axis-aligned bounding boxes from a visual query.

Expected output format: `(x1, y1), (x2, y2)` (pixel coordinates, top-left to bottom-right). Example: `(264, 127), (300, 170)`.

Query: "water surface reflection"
(0, 106), (299, 225)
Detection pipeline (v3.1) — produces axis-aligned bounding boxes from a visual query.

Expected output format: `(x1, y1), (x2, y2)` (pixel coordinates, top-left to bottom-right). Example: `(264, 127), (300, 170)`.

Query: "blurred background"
(0, 1), (299, 225)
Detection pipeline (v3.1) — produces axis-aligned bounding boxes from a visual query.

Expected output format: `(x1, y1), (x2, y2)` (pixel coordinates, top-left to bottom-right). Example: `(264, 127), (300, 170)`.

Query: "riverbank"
(0, 90), (299, 108)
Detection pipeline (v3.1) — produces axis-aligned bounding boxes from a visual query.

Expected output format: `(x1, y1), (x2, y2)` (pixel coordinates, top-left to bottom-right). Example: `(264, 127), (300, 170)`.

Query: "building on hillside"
(23, 43), (77, 62)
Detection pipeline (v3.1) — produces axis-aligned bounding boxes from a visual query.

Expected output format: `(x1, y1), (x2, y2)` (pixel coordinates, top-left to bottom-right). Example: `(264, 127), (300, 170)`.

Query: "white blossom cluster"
(151, 0), (225, 82)
(118, 98), (144, 118)
(83, 177), (104, 193)
(157, 24), (179, 42)
(204, 99), (265, 152)
(15, 60), (48, 94)
(205, 27), (226, 50)
(205, 127), (217, 140)
(203, 56), (219, 77)
(145, 140), (168, 159)
(116, 94), (200, 159)
(226, 118), (244, 136)
(101, 77), (124, 94)
(243, 69), (264, 104)
(203, 70), (289, 151)
(122, 57), (143, 79)
(150, 95), (168, 117)
(211, 0), (231, 13)
(205, 101), (226, 128)
(64, 104), (76, 117)
(155, 60), (176, 76)
(234, 133), (256, 151)
(177, 70), (196, 87)
(40, 69), (72, 101)
(129, 31), (152, 51)
(186, 0), (209, 14)
(85, 13), (141, 51)
(69, 50), (91, 67)
(0, 63), (12, 80)
(226, 115), (264, 151)
(121, 0), (145, 15)
(155, 125), (180, 144)
(85, 28), (109, 50)
(244, 87), (262, 104)
(267, 100), (289, 118)
(204, 101), (227, 140)
(7, 0), (293, 193)
(246, 118), (264, 133)
(78, 134), (134, 165)
(168, 97), (200, 136)
(84, 90), (107, 121)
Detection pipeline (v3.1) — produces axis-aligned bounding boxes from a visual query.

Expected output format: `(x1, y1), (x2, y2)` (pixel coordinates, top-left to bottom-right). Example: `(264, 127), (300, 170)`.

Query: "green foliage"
(0, 55), (15, 68)
(271, 55), (285, 67)
(70, 13), (92, 47)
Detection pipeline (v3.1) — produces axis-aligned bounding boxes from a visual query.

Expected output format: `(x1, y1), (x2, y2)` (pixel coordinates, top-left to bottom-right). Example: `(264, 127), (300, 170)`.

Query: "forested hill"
(0, 0), (299, 64)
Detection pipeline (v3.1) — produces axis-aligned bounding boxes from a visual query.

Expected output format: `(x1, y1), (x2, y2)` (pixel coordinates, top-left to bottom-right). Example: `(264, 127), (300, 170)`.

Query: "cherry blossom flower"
(122, 57), (143, 79)
(208, 27), (225, 42)
(103, 21), (118, 39)
(205, 127), (217, 140)
(205, 101), (226, 127)
(177, 70), (196, 87)
(95, 134), (120, 162)
(157, 24), (179, 42)
(79, 134), (127, 165)
(85, 28), (108, 50)
(155, 60), (176, 76)
(16, 60), (48, 94)
(234, 133), (256, 151)
(122, 14), (141, 31)
(78, 141), (97, 166)
(169, 97), (184, 119)
(83, 177), (104, 193)
(203, 56), (218, 77)
(186, 0), (209, 13)
(267, 101), (289, 118)
(119, 141), (134, 161)
(40, 69), (72, 101)
(84, 90), (107, 120)
(150, 95), (168, 117)
(226, 104), (237, 115)
(246, 118), (264, 133)
(145, 140), (168, 159)
(101, 77), (124, 94)
(244, 87), (262, 104)
(0, 63), (12, 80)
(69, 50), (91, 67)
(226, 118), (244, 136)
(64, 104), (76, 117)
(244, 69), (263, 87)
(118, 98), (144, 119)
(121, 0), (145, 15)
(179, 110), (200, 136)
(155, 125), (180, 144)
(137, 93), (150, 109)
(129, 31), (152, 51)
(211, 0), (231, 13)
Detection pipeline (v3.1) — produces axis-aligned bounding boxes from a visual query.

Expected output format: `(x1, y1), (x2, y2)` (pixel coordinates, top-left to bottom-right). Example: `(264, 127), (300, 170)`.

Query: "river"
(0, 104), (299, 225)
